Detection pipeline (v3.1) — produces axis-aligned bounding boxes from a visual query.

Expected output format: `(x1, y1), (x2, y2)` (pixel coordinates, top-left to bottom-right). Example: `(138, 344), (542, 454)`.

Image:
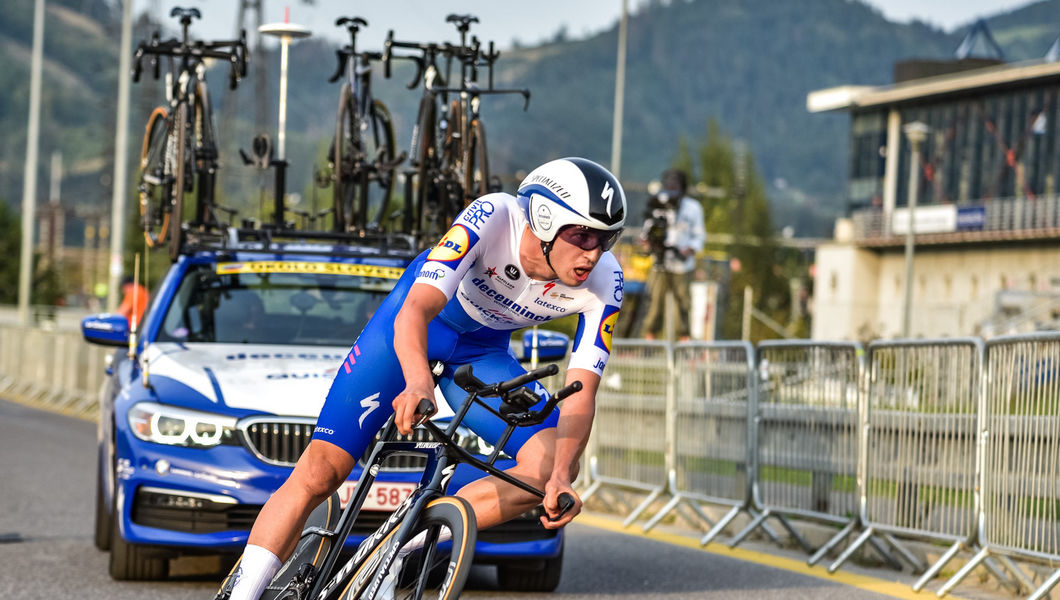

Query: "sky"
(136, 0), (1036, 51)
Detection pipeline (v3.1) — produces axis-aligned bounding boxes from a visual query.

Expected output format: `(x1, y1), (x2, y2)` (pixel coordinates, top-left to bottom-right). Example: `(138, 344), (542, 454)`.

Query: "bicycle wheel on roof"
(138, 106), (174, 249)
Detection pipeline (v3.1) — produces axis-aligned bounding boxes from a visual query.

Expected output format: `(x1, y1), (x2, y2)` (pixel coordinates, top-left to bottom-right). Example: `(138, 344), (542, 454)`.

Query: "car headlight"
(128, 402), (238, 448)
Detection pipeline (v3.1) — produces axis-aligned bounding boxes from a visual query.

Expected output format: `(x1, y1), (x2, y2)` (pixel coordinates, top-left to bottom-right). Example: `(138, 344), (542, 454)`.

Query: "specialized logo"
(595, 306), (621, 353)
(358, 392), (381, 428)
(427, 224), (476, 265)
(602, 180), (616, 215)
(462, 198), (495, 229)
(542, 282), (556, 297)
(505, 264), (520, 281)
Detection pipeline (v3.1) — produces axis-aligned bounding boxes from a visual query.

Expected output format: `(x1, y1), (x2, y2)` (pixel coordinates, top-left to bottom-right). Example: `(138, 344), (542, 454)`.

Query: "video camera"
(643, 190), (678, 262)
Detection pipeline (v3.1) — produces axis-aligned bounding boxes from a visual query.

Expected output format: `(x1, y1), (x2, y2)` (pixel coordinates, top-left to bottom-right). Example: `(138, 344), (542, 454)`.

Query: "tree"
(0, 199), (65, 306)
(692, 120), (793, 341)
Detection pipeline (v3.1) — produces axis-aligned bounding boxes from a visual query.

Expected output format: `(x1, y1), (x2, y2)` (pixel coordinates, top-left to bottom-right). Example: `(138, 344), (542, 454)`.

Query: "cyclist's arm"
(542, 366), (599, 529)
(392, 283), (448, 435)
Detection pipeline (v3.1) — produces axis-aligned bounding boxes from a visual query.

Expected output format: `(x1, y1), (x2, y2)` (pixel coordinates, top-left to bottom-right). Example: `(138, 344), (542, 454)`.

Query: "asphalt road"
(0, 398), (909, 600)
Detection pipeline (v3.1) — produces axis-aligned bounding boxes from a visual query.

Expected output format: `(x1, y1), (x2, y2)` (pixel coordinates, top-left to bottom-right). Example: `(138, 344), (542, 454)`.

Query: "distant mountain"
(4, 0), (1060, 239)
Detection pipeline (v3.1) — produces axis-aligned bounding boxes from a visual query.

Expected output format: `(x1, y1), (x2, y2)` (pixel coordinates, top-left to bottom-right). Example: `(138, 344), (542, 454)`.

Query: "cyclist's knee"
(291, 441), (354, 500)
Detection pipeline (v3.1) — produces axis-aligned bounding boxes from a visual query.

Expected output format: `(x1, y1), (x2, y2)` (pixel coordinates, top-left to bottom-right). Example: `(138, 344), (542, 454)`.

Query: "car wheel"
(93, 457), (112, 551)
(496, 538), (563, 592)
(109, 518), (168, 580)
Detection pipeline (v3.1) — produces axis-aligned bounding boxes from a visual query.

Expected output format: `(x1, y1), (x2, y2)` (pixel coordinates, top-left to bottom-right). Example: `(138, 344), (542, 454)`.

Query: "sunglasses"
(556, 225), (622, 251)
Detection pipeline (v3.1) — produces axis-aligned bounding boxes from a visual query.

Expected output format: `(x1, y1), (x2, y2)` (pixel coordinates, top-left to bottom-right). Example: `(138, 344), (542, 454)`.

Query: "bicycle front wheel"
(340, 496), (476, 600)
(334, 90), (397, 233)
(138, 106), (173, 249)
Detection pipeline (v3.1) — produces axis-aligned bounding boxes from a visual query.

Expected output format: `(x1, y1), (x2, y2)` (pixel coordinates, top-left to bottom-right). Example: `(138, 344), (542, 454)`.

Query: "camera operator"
(639, 168), (705, 341)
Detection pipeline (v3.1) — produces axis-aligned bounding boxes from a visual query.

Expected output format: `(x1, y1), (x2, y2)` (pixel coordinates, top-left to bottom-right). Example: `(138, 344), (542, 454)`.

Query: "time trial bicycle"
(214, 362), (579, 600)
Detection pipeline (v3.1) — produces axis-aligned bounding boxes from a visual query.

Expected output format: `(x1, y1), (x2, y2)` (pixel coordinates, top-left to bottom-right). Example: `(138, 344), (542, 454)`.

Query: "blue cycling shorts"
(312, 251), (560, 462)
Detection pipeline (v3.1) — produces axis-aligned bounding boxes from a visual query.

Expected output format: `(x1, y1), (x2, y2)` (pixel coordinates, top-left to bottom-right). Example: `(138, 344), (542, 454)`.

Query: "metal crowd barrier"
(939, 333), (1060, 599)
(582, 339), (673, 525)
(0, 325), (109, 420)
(734, 341), (863, 555)
(825, 340), (988, 583)
(640, 341), (763, 544)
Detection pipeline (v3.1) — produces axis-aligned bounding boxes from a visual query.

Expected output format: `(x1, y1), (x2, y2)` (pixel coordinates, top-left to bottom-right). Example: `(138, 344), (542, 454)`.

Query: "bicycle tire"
(169, 100), (189, 262)
(213, 493), (342, 600)
(334, 91), (397, 233)
(138, 106), (173, 249)
(411, 95), (439, 241)
(463, 118), (489, 203)
(338, 496), (476, 600)
(443, 99), (464, 177)
(193, 80), (218, 227)
(364, 99), (397, 232)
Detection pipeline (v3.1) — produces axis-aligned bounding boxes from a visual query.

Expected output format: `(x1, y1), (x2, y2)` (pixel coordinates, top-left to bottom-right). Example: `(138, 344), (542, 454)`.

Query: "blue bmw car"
(82, 238), (567, 590)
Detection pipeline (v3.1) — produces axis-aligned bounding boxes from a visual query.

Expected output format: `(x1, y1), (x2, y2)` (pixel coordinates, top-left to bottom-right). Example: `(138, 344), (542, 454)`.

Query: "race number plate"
(338, 481), (417, 511)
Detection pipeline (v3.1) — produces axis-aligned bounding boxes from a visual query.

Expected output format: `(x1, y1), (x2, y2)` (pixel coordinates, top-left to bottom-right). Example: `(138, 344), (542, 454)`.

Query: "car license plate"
(337, 481), (416, 511)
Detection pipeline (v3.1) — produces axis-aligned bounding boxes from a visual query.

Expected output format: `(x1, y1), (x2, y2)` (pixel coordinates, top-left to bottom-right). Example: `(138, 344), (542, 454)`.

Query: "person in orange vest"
(117, 276), (149, 328)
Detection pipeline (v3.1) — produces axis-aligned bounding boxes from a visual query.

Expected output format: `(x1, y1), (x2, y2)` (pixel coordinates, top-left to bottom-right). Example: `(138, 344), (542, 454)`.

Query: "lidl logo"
(596, 306), (620, 354)
(427, 225), (474, 264)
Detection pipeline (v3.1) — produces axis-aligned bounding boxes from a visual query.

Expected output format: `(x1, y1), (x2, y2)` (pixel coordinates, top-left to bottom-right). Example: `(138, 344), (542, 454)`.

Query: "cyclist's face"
(550, 226), (610, 286)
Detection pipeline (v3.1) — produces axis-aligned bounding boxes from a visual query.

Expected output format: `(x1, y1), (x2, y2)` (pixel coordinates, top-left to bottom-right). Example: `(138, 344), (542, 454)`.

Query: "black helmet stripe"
(567, 157), (625, 226)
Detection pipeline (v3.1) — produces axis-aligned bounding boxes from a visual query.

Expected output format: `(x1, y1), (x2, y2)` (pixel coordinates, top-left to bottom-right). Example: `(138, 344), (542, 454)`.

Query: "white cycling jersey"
(414, 193), (624, 376)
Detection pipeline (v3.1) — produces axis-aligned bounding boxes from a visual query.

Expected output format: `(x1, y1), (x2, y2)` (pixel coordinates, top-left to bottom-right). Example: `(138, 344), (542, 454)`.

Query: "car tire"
(496, 538), (563, 592)
(109, 518), (168, 580)
(93, 458), (112, 551)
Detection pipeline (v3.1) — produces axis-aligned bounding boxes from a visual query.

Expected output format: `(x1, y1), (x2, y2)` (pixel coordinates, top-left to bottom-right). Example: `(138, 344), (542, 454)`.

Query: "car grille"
(239, 417), (434, 470)
(241, 419), (316, 466)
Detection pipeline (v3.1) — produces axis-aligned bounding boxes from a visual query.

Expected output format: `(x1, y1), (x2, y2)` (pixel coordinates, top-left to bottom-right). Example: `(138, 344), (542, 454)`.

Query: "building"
(808, 31), (1060, 340)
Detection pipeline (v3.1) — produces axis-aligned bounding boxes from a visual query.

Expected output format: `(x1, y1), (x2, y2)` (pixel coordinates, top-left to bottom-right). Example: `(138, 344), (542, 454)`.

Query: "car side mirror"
(81, 313), (130, 347)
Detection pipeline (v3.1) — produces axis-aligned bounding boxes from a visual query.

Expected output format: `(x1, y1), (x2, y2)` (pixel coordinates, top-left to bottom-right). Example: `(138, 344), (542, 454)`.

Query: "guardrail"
(3, 320), (1060, 598)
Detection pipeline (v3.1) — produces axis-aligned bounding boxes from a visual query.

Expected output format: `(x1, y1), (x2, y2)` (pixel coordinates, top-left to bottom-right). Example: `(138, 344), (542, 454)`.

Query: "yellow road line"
(577, 514), (954, 599)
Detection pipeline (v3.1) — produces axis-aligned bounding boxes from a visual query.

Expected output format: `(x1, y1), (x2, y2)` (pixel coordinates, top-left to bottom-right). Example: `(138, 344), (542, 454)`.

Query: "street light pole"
(901, 121), (929, 338)
(106, 0), (134, 310)
(259, 14), (310, 228)
(18, 0), (45, 326)
(609, 0), (628, 179)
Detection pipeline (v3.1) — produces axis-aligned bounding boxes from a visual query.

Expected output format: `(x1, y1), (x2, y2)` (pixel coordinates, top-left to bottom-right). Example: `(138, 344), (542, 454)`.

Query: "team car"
(81, 232), (570, 590)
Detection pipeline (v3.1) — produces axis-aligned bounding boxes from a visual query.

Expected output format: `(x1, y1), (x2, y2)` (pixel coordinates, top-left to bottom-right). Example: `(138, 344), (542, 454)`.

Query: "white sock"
(398, 527), (452, 557)
(229, 544), (282, 600)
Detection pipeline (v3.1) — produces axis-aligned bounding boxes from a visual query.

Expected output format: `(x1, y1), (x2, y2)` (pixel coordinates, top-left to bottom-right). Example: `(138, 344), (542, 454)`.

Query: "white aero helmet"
(517, 157), (626, 245)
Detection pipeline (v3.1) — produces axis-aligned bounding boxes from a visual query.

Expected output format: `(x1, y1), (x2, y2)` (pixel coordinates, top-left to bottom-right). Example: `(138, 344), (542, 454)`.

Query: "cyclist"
(227, 157), (626, 600)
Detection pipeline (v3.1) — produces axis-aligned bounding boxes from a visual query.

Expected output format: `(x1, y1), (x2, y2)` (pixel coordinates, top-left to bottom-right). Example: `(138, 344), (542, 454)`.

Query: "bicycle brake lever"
(521, 90), (531, 111)
(414, 397), (436, 426)
(328, 51), (347, 83)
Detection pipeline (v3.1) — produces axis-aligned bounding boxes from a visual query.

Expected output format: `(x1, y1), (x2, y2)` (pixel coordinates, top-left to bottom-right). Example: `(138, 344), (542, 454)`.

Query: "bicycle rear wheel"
(192, 81), (219, 227)
(213, 493), (342, 600)
(168, 100), (190, 262)
(339, 496), (476, 600)
(463, 118), (489, 202)
(411, 95), (441, 242)
(138, 106), (174, 249)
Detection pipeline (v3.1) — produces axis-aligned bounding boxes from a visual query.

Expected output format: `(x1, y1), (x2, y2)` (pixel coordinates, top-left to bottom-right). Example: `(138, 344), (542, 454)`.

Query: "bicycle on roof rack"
(384, 14), (530, 247)
(214, 362), (579, 600)
(133, 6), (248, 262)
(326, 17), (417, 236)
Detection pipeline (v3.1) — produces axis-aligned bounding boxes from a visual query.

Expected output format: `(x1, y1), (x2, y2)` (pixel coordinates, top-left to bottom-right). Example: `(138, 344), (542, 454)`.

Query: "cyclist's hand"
(393, 385), (435, 435)
(540, 479), (580, 529)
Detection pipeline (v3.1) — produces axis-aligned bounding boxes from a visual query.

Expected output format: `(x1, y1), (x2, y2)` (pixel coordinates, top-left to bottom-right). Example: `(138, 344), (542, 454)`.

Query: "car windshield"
(157, 261), (401, 346)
